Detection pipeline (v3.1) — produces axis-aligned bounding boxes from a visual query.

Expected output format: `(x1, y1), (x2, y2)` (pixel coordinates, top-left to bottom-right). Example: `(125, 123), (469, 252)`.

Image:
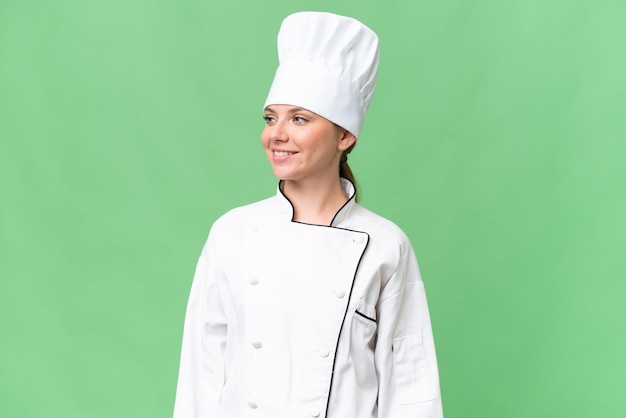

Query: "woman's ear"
(338, 129), (357, 151)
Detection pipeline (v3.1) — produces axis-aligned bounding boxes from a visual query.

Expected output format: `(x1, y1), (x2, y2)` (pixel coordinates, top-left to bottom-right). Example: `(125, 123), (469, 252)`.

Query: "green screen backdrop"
(1, 1), (625, 417)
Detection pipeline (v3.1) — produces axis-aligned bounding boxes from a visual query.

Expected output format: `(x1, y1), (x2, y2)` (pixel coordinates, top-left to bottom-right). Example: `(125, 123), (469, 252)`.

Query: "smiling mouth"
(273, 151), (297, 156)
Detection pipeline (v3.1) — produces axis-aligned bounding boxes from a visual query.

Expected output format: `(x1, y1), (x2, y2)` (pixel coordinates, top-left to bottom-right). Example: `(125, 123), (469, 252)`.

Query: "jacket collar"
(275, 178), (357, 227)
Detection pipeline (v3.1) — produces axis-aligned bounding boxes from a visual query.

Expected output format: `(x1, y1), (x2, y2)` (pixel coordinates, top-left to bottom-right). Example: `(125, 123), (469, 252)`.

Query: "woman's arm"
(173, 235), (228, 418)
(375, 239), (444, 418)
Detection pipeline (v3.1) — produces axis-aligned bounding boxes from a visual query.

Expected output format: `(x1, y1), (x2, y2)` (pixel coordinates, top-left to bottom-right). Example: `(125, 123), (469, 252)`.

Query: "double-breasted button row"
(316, 347), (330, 358)
(249, 279), (344, 298)
(246, 401), (321, 416)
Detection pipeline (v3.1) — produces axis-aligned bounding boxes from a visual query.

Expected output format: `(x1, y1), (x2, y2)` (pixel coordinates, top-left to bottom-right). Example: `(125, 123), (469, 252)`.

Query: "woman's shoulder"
(346, 205), (419, 276)
(199, 196), (279, 253)
(348, 204), (412, 248)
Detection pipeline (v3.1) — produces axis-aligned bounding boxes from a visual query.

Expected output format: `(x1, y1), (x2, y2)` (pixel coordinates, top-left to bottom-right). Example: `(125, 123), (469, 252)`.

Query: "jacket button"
(310, 409), (321, 417)
(334, 289), (345, 298)
(250, 225), (259, 232)
(317, 348), (329, 358)
(249, 277), (259, 286)
(248, 401), (258, 409)
(252, 341), (263, 349)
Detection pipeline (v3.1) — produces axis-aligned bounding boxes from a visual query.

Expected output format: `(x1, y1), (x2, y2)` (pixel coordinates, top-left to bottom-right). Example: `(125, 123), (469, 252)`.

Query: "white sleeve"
(173, 234), (227, 418)
(375, 239), (444, 418)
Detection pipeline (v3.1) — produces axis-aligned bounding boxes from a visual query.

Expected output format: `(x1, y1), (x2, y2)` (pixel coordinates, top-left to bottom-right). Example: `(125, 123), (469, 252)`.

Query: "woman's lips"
(272, 150), (297, 162)
(273, 150), (297, 156)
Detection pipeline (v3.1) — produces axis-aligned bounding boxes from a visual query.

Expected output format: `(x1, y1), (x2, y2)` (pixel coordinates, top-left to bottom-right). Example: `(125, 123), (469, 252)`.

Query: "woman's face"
(261, 104), (356, 183)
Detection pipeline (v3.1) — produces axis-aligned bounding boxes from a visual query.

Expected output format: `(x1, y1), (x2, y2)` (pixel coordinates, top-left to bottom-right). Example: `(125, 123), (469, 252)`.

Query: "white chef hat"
(264, 11), (380, 138)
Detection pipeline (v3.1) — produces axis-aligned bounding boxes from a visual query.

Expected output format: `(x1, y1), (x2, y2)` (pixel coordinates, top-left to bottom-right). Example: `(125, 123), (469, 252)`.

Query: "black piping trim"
(323, 233), (370, 417)
(329, 178), (355, 226)
(277, 177), (367, 416)
(355, 310), (377, 323)
(278, 178), (356, 227)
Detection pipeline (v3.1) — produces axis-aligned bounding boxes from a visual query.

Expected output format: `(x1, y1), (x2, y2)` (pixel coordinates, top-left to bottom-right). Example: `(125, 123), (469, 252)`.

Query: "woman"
(174, 12), (443, 418)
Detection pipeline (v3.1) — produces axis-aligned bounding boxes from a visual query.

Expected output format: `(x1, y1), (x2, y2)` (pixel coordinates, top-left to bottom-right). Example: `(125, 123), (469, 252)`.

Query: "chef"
(173, 11), (444, 418)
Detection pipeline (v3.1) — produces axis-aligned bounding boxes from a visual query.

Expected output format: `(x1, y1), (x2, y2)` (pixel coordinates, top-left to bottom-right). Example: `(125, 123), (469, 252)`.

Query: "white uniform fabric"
(174, 179), (443, 418)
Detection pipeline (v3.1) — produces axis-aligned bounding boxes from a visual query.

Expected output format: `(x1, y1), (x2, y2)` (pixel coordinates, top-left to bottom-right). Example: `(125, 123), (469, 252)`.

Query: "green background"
(1, 0), (625, 417)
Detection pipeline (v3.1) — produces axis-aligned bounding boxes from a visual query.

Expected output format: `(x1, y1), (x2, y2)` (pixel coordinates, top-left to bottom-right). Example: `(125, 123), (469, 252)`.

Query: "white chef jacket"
(174, 179), (443, 418)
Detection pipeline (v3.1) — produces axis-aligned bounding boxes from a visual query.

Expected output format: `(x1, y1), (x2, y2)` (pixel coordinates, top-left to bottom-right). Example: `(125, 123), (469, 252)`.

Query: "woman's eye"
(263, 115), (275, 124)
(293, 116), (307, 124)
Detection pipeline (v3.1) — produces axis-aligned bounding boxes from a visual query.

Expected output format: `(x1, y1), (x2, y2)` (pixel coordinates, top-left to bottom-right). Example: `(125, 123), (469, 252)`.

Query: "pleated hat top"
(264, 12), (380, 138)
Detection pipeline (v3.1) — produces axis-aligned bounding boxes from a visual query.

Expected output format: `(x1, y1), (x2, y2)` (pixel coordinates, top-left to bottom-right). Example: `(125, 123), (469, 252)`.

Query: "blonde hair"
(339, 143), (358, 202)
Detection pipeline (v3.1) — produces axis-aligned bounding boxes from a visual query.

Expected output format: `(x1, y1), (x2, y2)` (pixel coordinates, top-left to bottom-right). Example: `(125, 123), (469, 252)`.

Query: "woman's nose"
(269, 120), (288, 142)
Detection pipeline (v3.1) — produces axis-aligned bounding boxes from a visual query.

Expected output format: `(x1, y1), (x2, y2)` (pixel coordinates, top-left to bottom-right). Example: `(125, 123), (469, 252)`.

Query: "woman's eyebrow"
(264, 106), (309, 114)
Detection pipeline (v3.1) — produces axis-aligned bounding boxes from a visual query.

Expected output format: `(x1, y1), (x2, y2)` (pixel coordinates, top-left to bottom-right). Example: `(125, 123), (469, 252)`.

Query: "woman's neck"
(282, 177), (348, 226)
